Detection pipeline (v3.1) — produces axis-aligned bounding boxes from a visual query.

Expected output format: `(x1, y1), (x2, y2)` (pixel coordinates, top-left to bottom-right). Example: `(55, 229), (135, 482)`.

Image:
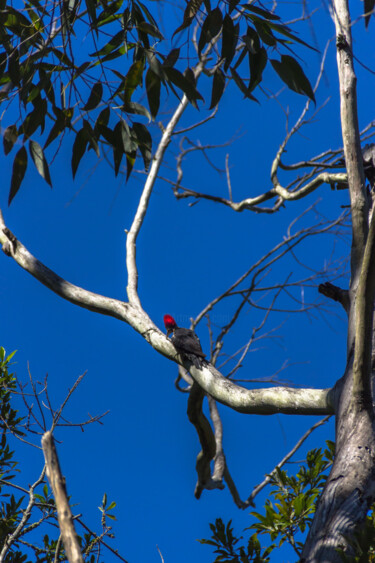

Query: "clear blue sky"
(1, 1), (374, 561)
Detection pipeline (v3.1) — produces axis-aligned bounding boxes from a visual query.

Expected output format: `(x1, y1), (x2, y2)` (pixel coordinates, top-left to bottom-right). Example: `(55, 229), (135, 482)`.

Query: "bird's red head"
(164, 314), (177, 334)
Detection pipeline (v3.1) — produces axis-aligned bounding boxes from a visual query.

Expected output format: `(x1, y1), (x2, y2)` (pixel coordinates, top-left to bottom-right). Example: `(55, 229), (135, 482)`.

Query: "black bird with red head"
(164, 314), (206, 369)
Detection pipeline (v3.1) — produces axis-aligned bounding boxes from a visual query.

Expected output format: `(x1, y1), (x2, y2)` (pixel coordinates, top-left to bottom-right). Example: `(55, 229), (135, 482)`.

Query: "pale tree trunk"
(301, 1), (375, 560)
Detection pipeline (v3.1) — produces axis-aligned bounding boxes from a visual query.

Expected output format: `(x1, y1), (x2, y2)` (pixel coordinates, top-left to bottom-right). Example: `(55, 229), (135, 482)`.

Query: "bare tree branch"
(42, 431), (84, 563)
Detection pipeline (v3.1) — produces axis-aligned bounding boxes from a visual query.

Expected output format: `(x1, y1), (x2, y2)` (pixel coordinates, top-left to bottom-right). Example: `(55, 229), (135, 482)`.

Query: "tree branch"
(352, 208), (375, 408)
(42, 431), (84, 563)
(333, 0), (368, 286)
(0, 211), (333, 415)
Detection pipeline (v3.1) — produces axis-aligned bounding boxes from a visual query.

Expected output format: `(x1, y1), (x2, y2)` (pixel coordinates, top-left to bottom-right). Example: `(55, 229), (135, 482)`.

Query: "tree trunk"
(301, 0), (375, 559)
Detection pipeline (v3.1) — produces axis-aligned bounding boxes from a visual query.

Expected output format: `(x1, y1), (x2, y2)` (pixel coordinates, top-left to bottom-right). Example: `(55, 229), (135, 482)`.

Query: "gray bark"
(301, 0), (375, 560)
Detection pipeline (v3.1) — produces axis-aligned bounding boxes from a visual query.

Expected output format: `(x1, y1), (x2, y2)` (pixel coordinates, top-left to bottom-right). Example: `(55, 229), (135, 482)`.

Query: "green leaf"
(85, 0), (97, 26)
(270, 55), (315, 102)
(242, 4), (280, 21)
(29, 140), (52, 186)
(126, 152), (136, 180)
(124, 59), (144, 102)
(136, 21), (164, 40)
(3, 125), (18, 155)
(90, 30), (125, 57)
(9, 146), (27, 205)
(83, 82), (103, 111)
(198, 7), (223, 55)
(132, 122), (152, 170)
(145, 68), (160, 119)
(209, 68), (225, 109)
(123, 101), (151, 121)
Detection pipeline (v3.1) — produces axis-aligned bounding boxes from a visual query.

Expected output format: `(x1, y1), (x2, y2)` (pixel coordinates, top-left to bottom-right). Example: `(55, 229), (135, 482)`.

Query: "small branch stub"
(42, 431), (83, 563)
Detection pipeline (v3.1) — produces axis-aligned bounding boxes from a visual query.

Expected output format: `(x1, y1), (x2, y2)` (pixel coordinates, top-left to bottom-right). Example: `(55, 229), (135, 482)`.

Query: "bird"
(163, 314), (207, 369)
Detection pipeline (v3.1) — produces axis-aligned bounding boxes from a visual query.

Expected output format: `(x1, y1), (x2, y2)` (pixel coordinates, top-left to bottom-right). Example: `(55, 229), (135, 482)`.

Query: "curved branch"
(0, 212), (333, 415)
(189, 362), (333, 415)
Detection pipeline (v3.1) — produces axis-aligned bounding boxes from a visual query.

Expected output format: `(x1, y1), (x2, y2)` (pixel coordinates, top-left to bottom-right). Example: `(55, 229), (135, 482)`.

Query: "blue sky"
(1, 1), (374, 561)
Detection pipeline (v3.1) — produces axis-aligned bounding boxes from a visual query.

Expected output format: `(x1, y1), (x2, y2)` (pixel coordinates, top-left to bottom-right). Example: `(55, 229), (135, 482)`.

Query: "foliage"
(0, 0), (321, 204)
(200, 442), (335, 561)
(0, 347), (120, 562)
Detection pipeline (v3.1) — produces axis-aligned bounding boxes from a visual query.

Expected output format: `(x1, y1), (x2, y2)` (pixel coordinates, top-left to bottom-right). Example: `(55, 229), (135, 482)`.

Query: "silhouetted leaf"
(271, 55), (315, 102)
(222, 14), (236, 71)
(164, 66), (204, 108)
(145, 49), (163, 77)
(136, 21), (164, 40)
(209, 68), (225, 109)
(253, 19), (276, 46)
(121, 119), (137, 153)
(173, 0), (204, 36)
(267, 21), (317, 50)
(44, 108), (73, 149)
(83, 82), (103, 110)
(3, 125), (18, 155)
(243, 4), (280, 21)
(112, 121), (124, 176)
(132, 122), (152, 170)
(85, 0), (97, 26)
(71, 128), (88, 178)
(365, 0), (375, 27)
(163, 48), (180, 68)
(230, 67), (258, 101)
(242, 26), (260, 54)
(146, 68), (160, 119)
(198, 7), (223, 55)
(9, 146), (27, 205)
(90, 30), (125, 57)
(29, 140), (52, 186)
(248, 47), (267, 92)
(228, 0), (240, 13)
(20, 101), (47, 139)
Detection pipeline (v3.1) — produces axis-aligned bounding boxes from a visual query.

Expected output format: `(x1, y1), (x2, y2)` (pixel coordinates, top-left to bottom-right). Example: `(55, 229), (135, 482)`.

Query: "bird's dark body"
(163, 314), (206, 369)
(171, 328), (206, 368)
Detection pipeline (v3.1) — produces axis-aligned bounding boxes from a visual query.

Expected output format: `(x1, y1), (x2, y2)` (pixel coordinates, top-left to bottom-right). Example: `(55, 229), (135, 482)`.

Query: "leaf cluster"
(200, 442), (335, 562)
(0, 0), (320, 205)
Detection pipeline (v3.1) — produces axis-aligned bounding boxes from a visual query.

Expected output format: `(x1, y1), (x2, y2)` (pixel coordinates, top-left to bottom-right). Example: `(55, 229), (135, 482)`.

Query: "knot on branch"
(2, 227), (17, 256)
(319, 282), (350, 313)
